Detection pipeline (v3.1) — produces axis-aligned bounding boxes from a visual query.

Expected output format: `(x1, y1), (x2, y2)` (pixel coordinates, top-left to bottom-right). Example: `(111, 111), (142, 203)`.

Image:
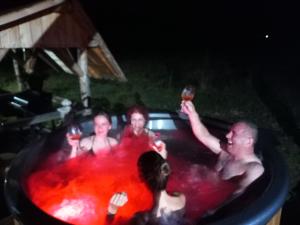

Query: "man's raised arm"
(181, 101), (222, 154)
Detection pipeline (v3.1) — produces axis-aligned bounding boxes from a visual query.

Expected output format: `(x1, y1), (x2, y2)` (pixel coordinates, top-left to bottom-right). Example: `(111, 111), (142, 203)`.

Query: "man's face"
(130, 112), (146, 135)
(226, 123), (251, 154)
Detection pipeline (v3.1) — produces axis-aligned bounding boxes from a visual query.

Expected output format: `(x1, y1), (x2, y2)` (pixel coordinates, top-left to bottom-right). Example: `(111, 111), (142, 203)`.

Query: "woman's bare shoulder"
(81, 135), (93, 143)
(108, 137), (118, 146)
(145, 128), (155, 137)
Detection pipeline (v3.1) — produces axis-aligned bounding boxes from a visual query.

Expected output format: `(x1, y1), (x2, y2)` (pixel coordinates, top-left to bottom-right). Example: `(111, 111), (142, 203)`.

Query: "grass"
(1, 54), (300, 197)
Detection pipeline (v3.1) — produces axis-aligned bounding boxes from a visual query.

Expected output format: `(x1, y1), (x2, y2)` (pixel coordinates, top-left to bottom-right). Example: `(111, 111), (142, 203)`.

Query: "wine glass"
(67, 125), (82, 141)
(181, 85), (195, 101)
(150, 132), (161, 149)
(67, 125), (82, 158)
(178, 85), (195, 118)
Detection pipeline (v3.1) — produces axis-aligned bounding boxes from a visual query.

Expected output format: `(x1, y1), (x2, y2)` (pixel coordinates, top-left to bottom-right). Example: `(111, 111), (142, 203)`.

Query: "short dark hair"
(239, 120), (258, 143)
(126, 105), (149, 123)
(137, 151), (171, 192)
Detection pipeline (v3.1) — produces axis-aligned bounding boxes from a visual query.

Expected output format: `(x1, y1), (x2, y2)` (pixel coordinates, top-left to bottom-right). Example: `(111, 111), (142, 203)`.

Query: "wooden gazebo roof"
(0, 0), (127, 81)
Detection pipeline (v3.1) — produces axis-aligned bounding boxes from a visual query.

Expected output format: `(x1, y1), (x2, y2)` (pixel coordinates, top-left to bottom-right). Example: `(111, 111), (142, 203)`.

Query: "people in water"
(181, 100), (264, 195)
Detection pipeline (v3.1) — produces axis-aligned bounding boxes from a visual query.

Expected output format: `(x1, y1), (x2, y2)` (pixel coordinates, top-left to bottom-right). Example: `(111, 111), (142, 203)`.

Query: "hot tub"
(3, 112), (289, 225)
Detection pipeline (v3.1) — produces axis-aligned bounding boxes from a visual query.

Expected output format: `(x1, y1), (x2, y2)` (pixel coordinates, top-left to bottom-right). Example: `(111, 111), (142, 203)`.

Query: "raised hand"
(180, 100), (196, 116)
(108, 192), (128, 215)
(151, 140), (168, 159)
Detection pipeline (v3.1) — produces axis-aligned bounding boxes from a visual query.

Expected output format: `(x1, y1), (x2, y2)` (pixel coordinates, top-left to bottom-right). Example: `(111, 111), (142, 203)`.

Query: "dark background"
(79, 0), (300, 56)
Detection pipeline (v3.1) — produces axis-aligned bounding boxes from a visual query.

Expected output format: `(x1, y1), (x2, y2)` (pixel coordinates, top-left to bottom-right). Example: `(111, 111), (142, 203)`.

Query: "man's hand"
(181, 100), (196, 116)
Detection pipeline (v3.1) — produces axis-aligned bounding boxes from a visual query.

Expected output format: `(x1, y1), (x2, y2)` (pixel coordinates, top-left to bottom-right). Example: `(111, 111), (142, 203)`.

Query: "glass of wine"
(178, 85), (195, 118)
(150, 132), (161, 149)
(67, 125), (82, 141)
(181, 85), (195, 102)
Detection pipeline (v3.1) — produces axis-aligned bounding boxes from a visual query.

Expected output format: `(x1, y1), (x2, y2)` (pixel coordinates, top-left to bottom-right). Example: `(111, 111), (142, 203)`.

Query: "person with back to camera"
(131, 150), (186, 225)
(103, 141), (169, 224)
(181, 100), (264, 195)
(67, 112), (118, 158)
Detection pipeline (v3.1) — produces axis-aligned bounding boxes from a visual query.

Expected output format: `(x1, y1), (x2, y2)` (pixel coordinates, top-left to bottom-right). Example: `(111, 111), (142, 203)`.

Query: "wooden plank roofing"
(0, 0), (126, 81)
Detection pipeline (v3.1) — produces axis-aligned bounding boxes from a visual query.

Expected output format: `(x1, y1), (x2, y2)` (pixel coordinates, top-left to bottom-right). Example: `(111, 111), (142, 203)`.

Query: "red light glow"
(25, 133), (237, 224)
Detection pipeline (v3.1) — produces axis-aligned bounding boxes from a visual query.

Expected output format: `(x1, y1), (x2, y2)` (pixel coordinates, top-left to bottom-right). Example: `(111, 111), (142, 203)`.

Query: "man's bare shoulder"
(244, 154), (263, 165)
(244, 159), (264, 178)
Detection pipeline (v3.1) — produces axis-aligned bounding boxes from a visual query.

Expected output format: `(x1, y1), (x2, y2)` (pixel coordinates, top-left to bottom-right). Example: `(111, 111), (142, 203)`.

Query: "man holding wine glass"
(180, 97), (264, 195)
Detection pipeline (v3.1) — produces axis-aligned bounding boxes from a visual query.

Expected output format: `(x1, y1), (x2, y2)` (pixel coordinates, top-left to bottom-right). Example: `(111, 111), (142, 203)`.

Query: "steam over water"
(25, 136), (237, 225)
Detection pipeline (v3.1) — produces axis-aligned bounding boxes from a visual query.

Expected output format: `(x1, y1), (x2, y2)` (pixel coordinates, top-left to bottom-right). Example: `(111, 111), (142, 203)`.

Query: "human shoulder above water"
(66, 112), (118, 158)
(181, 100), (264, 194)
(131, 151), (186, 225)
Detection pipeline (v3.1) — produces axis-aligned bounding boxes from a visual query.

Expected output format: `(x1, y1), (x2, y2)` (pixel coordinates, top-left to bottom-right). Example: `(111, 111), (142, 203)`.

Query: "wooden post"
(267, 209), (282, 225)
(77, 48), (91, 108)
(12, 49), (26, 91)
(0, 49), (8, 61)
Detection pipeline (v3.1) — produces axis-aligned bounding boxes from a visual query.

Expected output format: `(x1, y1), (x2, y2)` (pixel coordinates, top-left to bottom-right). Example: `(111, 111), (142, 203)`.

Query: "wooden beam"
(45, 48), (85, 76)
(78, 48), (91, 108)
(37, 51), (60, 72)
(68, 0), (96, 37)
(0, 48), (8, 61)
(11, 49), (27, 91)
(23, 54), (37, 74)
(89, 33), (127, 81)
(0, 0), (66, 28)
(44, 49), (73, 74)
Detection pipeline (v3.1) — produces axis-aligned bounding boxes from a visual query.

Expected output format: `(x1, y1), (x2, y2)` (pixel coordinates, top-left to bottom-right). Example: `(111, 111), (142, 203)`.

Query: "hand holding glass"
(178, 85), (195, 118)
(67, 125), (82, 158)
(181, 85), (195, 102)
(67, 125), (82, 140)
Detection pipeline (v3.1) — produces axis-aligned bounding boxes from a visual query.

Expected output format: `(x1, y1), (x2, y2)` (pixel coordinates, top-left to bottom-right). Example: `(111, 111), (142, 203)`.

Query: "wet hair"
(94, 112), (112, 124)
(137, 151), (171, 192)
(238, 120), (258, 144)
(126, 105), (149, 124)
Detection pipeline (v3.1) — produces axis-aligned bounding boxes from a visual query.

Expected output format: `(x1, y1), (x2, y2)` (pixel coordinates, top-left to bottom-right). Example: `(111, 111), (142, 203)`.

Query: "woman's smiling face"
(130, 112), (146, 135)
(94, 115), (111, 137)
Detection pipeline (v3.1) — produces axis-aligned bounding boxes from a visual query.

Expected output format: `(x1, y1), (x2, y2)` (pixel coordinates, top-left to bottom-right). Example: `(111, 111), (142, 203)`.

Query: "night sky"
(79, 0), (300, 56)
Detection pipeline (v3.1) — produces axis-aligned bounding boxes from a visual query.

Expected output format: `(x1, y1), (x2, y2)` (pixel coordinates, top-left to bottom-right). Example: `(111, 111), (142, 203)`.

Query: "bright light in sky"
(265, 34), (269, 39)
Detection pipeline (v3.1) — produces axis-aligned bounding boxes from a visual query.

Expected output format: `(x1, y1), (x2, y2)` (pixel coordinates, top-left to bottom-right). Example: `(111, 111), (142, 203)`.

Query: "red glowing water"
(26, 133), (237, 225)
